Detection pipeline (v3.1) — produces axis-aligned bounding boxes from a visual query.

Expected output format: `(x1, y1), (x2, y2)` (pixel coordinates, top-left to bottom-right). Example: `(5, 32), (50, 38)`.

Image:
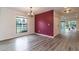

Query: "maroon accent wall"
(35, 10), (53, 36)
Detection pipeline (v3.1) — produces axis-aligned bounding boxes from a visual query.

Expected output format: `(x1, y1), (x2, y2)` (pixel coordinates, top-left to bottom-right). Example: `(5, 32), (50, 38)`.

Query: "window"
(16, 16), (28, 33)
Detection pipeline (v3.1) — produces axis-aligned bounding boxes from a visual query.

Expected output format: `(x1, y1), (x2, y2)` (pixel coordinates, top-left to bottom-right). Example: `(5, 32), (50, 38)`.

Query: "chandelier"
(27, 7), (34, 17)
(64, 7), (71, 13)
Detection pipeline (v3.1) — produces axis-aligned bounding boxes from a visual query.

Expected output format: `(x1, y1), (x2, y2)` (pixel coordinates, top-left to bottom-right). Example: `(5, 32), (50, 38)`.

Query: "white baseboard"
(35, 33), (55, 38)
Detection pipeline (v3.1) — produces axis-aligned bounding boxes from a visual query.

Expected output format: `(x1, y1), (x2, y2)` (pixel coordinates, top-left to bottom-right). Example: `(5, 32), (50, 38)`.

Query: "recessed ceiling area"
(10, 7), (79, 16)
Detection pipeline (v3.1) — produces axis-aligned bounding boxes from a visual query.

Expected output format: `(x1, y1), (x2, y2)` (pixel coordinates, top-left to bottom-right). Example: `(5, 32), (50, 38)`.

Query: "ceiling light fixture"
(28, 7), (34, 17)
(64, 7), (71, 13)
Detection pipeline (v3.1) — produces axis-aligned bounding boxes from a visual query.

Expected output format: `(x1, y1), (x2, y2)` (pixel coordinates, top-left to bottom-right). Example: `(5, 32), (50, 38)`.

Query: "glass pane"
(16, 17), (28, 33)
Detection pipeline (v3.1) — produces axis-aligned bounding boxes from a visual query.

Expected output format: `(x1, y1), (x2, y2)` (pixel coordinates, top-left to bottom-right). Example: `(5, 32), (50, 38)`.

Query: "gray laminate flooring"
(0, 32), (79, 51)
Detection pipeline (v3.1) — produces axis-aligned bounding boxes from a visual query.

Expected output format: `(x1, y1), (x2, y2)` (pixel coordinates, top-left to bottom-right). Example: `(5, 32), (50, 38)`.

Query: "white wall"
(76, 18), (79, 31)
(53, 11), (61, 37)
(0, 8), (35, 41)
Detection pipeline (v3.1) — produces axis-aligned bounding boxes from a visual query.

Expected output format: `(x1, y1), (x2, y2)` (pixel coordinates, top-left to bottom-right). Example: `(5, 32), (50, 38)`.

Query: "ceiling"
(11, 7), (79, 15)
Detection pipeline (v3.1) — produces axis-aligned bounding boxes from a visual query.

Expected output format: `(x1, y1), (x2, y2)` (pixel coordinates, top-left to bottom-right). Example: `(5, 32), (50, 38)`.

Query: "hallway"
(0, 32), (79, 51)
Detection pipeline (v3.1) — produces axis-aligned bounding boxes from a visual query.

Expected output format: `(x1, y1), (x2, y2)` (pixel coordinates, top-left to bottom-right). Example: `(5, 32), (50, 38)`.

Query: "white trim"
(35, 33), (55, 38)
